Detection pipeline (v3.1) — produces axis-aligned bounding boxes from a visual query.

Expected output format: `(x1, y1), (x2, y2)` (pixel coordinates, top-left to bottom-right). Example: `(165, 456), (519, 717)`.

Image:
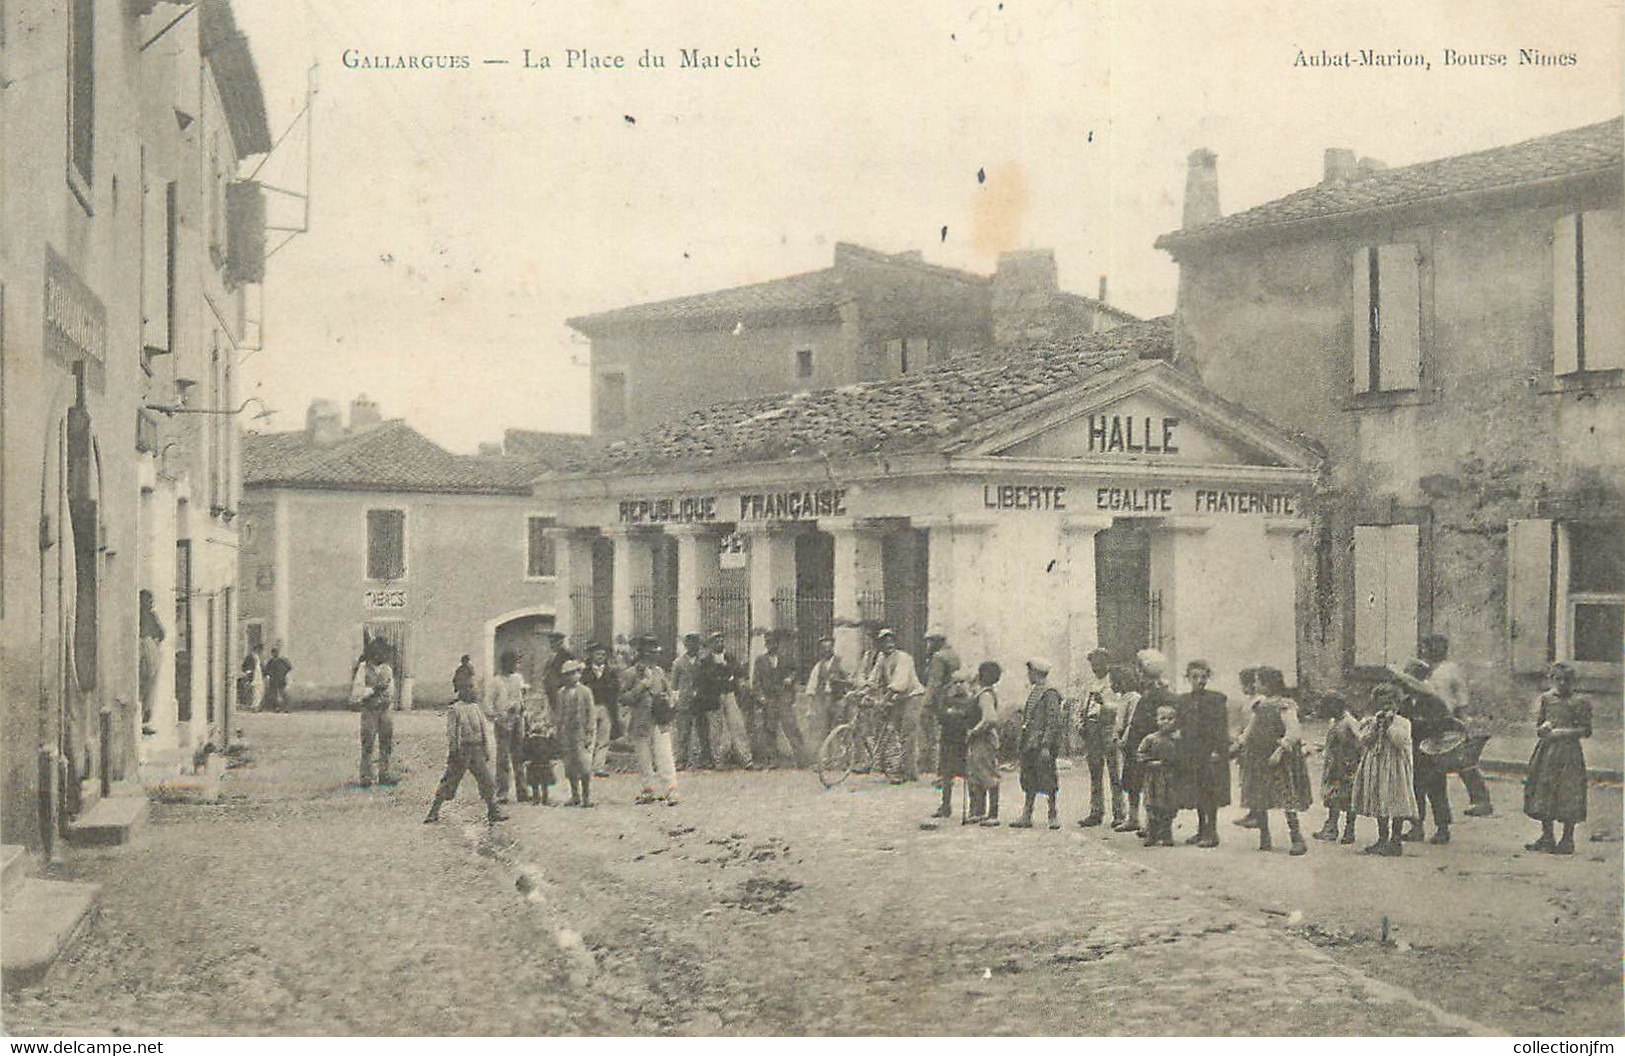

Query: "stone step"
(0, 877), (101, 991)
(64, 794), (148, 848)
(0, 845), (28, 902)
(147, 752), (227, 805)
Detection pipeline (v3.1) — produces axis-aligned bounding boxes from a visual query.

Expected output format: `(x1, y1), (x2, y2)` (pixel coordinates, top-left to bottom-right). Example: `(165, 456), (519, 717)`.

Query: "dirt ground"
(3, 711), (1619, 1036)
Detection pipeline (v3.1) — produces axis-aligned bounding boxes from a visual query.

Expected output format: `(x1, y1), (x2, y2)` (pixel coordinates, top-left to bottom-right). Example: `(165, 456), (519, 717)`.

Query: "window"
(66, 0), (93, 206)
(1553, 210), (1624, 375)
(898, 336), (929, 375)
(1508, 518), (1625, 678)
(1351, 244), (1421, 393)
(1566, 522), (1624, 664)
(366, 509), (407, 581)
(885, 338), (904, 374)
(795, 348), (813, 378)
(527, 516), (557, 578)
(141, 158), (176, 363)
(597, 371), (628, 430)
(1352, 523), (1419, 667)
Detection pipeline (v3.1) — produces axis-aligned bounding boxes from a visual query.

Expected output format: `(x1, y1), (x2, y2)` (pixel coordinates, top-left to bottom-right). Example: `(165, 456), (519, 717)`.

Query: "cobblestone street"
(4, 711), (1619, 1036)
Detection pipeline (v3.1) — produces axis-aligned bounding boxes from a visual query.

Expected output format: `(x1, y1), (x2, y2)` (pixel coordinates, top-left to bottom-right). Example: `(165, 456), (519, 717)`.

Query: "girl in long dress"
(1350, 683), (1418, 856)
(1523, 662), (1592, 855)
(965, 661), (1003, 826)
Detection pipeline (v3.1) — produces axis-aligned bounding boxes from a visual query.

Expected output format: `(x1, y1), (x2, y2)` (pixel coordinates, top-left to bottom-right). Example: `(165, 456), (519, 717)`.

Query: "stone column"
(606, 525), (656, 643)
(1061, 515), (1113, 690)
(915, 515), (996, 661)
(1151, 517), (1213, 683)
(740, 522), (798, 654)
(822, 517), (885, 668)
(545, 527), (597, 646)
(669, 524), (721, 637)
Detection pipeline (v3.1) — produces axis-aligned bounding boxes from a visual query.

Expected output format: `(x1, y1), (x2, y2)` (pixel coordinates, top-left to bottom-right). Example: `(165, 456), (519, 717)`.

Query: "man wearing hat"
(922, 630), (961, 777)
(583, 642), (622, 776)
(541, 630), (576, 712)
(671, 632), (713, 769)
(625, 636), (680, 804)
(696, 630), (753, 768)
(555, 658), (598, 806)
(1011, 658), (1064, 829)
(1075, 647), (1124, 828)
(752, 630), (808, 768)
(866, 628), (926, 783)
(804, 635), (852, 745)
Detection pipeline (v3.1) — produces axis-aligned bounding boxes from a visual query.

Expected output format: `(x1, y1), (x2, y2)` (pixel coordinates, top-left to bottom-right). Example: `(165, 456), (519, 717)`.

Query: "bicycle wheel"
(873, 720), (905, 782)
(816, 723), (857, 788)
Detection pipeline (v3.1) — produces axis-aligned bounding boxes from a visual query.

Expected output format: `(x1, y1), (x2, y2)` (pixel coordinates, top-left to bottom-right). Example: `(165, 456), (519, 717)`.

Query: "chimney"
(1356, 156), (1387, 178)
(992, 249), (1060, 349)
(349, 393), (382, 432)
(1322, 148), (1357, 184)
(1182, 149), (1220, 228)
(477, 441), (503, 457)
(305, 398), (343, 445)
(1097, 275), (1109, 304)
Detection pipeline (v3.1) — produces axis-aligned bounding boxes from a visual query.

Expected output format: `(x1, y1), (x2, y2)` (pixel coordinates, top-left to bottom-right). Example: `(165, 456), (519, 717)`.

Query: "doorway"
(1095, 520), (1152, 665)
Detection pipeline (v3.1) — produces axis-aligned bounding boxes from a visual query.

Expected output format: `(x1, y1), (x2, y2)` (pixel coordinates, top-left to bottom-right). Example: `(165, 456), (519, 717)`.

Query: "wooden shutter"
(1353, 525), (1385, 664)
(1582, 209), (1624, 371)
(1383, 524), (1420, 664)
(1377, 244), (1421, 391)
(1351, 246), (1375, 393)
(1507, 518), (1555, 673)
(1553, 214), (1580, 375)
(1354, 524), (1419, 666)
(141, 166), (170, 354)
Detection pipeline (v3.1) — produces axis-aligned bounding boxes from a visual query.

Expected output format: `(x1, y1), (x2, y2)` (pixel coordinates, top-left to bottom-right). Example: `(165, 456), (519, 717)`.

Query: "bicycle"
(815, 688), (908, 788)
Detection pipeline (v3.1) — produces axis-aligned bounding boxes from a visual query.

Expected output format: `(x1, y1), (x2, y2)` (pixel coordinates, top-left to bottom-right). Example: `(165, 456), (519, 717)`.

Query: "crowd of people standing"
(404, 626), (1592, 861)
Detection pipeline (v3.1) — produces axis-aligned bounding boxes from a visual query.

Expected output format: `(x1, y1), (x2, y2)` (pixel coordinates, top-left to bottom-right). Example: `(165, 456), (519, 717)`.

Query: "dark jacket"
(1017, 685), (1063, 756)
(752, 652), (797, 705)
(582, 662), (621, 714)
(694, 650), (742, 713)
(1174, 688), (1231, 809)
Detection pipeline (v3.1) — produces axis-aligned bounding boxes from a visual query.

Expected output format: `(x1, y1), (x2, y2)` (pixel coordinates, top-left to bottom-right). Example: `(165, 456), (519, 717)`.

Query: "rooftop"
(565, 243), (991, 333)
(502, 429), (599, 467)
(243, 420), (539, 495)
(1158, 117), (1623, 248)
(555, 316), (1177, 475)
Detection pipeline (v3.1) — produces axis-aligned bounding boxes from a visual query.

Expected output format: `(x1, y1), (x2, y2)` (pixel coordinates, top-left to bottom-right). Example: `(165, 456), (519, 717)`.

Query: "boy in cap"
(424, 685), (508, 824)
(1011, 658), (1064, 829)
(556, 659), (598, 806)
(1075, 647), (1124, 828)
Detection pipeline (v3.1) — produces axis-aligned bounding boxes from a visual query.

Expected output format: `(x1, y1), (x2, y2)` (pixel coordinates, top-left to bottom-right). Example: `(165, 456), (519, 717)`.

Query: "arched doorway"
(486, 608), (556, 690)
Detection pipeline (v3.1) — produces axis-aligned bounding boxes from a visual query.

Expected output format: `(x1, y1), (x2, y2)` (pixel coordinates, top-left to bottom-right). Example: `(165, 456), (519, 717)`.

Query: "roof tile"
(1159, 117), (1623, 246)
(244, 420), (538, 494)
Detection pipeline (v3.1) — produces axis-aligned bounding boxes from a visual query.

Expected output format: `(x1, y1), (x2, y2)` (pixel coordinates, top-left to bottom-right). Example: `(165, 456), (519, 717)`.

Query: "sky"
(233, 0), (1624, 453)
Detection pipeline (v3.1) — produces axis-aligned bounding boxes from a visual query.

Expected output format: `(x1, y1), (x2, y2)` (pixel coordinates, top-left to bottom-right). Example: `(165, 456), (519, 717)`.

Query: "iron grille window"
(367, 509), (406, 580)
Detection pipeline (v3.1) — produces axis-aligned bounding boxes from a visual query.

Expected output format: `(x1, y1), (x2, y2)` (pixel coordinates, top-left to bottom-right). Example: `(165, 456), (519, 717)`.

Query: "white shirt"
(868, 648), (924, 697)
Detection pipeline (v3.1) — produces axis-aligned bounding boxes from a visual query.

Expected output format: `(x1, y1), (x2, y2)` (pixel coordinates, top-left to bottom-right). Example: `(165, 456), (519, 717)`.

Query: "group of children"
(931, 645), (1593, 864)
(424, 649), (608, 824)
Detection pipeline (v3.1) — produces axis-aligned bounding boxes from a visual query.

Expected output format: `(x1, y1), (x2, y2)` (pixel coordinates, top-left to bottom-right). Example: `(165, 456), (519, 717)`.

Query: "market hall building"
(533, 319), (1322, 699)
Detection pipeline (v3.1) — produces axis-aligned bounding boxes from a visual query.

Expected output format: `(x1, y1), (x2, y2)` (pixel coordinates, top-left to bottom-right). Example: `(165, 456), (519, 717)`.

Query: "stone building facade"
(534, 320), (1318, 704)
(567, 241), (1134, 439)
(1, 0), (271, 850)
(1157, 118), (1624, 718)
(240, 401), (559, 705)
